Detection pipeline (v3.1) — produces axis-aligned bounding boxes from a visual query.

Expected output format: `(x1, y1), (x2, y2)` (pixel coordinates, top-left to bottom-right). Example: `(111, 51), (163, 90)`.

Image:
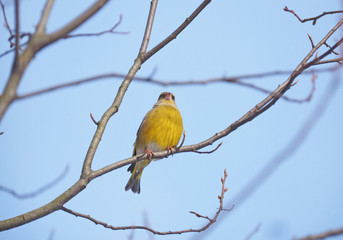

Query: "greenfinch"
(125, 92), (183, 193)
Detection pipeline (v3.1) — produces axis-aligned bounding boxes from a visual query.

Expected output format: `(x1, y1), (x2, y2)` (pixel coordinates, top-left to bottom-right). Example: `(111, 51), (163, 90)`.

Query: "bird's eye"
(158, 93), (166, 100)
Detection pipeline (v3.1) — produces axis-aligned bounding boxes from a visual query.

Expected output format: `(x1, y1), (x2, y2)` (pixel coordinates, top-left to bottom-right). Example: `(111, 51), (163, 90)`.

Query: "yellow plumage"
(125, 92), (183, 194)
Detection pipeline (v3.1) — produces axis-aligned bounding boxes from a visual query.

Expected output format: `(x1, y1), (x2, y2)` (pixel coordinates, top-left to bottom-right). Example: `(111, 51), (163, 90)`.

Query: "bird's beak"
(165, 92), (172, 100)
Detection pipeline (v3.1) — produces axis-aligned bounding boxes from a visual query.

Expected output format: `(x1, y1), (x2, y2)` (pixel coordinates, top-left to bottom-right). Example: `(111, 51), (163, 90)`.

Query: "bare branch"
(0, 16), (126, 58)
(284, 6), (343, 25)
(16, 67), (339, 102)
(14, 0), (20, 56)
(139, 0), (158, 54)
(313, 57), (343, 65)
(296, 226), (343, 240)
(307, 33), (315, 48)
(65, 14), (129, 38)
(0, 0), (13, 37)
(304, 36), (343, 69)
(46, 0), (110, 44)
(61, 169), (229, 235)
(90, 113), (99, 125)
(324, 42), (340, 55)
(36, 0), (55, 34)
(0, 165), (69, 199)
(176, 130), (186, 150)
(141, 0), (211, 62)
(193, 142), (222, 154)
(0, 42), (27, 58)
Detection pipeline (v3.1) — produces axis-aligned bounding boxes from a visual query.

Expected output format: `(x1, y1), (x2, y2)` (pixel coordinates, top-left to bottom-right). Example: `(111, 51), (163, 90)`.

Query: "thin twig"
(0, 17), (126, 58)
(65, 14), (129, 38)
(0, 42), (27, 58)
(304, 36), (343, 69)
(324, 42), (340, 55)
(307, 33), (315, 48)
(0, 165), (69, 199)
(90, 113), (99, 125)
(313, 57), (343, 65)
(61, 169), (229, 235)
(139, 0), (158, 54)
(14, 0), (20, 56)
(176, 130), (186, 150)
(0, 0), (13, 37)
(284, 7), (343, 25)
(189, 211), (212, 221)
(193, 142), (222, 154)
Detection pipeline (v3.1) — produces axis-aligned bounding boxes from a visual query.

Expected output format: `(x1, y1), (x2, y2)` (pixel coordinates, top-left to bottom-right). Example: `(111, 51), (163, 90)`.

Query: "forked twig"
(65, 14), (129, 38)
(284, 6), (343, 25)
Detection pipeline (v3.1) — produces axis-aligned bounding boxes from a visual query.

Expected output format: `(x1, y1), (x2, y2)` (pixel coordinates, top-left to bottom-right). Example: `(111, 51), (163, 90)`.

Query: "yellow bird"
(125, 92), (183, 194)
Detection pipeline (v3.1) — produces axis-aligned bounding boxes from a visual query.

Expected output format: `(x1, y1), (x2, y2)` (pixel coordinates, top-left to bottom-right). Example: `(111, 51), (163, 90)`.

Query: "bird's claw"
(145, 147), (154, 160)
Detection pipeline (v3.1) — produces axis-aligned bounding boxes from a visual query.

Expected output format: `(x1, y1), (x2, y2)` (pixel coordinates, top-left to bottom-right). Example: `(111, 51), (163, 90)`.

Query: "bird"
(125, 92), (183, 194)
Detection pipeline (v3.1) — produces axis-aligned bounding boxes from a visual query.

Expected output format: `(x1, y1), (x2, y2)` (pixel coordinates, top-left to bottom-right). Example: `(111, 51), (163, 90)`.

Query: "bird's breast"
(134, 104), (183, 155)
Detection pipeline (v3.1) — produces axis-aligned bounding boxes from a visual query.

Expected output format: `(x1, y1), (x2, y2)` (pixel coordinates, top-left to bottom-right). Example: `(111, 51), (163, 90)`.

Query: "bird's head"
(155, 92), (177, 107)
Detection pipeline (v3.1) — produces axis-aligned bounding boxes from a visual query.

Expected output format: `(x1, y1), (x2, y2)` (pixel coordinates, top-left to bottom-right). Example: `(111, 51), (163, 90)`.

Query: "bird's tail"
(125, 170), (142, 194)
(125, 159), (150, 194)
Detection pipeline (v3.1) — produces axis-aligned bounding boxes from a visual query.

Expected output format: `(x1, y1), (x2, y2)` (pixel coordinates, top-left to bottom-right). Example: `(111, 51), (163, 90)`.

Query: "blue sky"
(1, 0), (342, 239)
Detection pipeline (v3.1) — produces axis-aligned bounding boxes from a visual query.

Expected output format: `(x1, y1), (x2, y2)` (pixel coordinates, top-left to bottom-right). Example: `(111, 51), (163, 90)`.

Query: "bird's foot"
(145, 147), (154, 160)
(166, 147), (174, 156)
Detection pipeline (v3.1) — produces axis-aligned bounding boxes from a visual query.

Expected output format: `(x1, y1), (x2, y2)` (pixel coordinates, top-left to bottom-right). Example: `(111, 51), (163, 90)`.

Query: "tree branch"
(139, 0), (158, 54)
(14, 0), (20, 56)
(61, 169), (229, 235)
(64, 14), (129, 38)
(284, 6), (343, 25)
(0, 0), (13, 38)
(16, 66), (337, 102)
(36, 0), (55, 34)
